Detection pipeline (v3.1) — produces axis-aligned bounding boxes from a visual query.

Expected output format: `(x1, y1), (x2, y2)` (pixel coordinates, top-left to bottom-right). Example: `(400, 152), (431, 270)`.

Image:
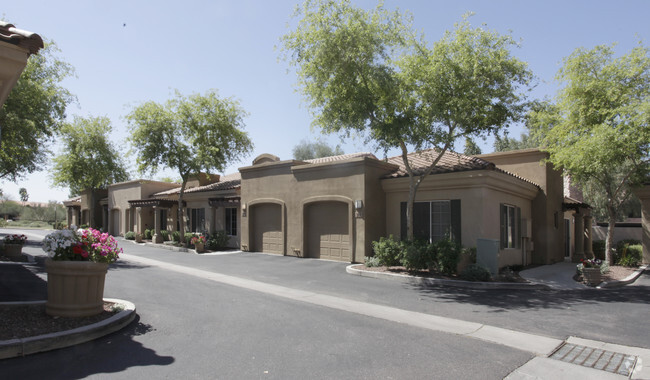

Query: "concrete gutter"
(0, 298), (136, 359)
(346, 265), (552, 290)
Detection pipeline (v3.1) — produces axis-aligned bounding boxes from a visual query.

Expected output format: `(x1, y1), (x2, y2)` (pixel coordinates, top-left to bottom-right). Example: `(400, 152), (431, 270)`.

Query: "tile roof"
(305, 152), (377, 164)
(153, 172), (241, 196)
(0, 21), (43, 55)
(384, 149), (495, 178)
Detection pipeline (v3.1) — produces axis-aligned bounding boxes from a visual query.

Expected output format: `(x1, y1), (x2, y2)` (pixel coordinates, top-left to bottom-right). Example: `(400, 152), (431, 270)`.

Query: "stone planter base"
(582, 267), (602, 286)
(45, 259), (108, 317)
(4, 243), (23, 258)
(195, 242), (205, 253)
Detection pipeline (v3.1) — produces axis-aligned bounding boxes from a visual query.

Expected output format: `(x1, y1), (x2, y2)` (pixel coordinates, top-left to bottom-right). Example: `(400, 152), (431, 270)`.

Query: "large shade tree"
(528, 43), (650, 264)
(293, 138), (344, 160)
(51, 115), (129, 227)
(126, 90), (253, 244)
(0, 43), (75, 181)
(282, 1), (532, 239)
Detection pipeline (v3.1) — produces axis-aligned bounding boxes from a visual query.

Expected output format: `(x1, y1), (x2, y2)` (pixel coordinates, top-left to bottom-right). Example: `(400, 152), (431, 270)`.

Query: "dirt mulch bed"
(350, 265), (528, 283)
(0, 302), (120, 340)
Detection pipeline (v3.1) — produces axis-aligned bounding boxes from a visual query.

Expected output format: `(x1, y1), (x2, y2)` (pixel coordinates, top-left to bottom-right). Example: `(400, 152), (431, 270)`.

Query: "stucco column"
(634, 184), (650, 265)
(584, 215), (594, 259)
(130, 205), (136, 233)
(67, 207), (72, 227)
(573, 210), (585, 262)
(153, 206), (163, 243)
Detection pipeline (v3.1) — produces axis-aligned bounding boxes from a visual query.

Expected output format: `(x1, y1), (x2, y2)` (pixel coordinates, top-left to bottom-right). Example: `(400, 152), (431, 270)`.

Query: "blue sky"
(2, 0), (649, 203)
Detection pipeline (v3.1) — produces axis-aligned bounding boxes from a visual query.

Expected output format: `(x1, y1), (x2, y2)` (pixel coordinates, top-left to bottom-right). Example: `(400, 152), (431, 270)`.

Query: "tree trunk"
(605, 206), (617, 265)
(89, 189), (95, 228)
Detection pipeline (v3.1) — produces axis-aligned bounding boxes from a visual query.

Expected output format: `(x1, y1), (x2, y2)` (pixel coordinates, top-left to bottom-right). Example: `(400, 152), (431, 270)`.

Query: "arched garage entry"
(250, 203), (284, 254)
(304, 201), (351, 261)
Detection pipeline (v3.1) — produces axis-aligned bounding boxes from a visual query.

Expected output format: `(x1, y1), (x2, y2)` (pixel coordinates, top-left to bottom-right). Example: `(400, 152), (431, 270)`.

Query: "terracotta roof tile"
(384, 149), (494, 178)
(0, 21), (43, 55)
(153, 172), (242, 196)
(305, 152), (377, 164)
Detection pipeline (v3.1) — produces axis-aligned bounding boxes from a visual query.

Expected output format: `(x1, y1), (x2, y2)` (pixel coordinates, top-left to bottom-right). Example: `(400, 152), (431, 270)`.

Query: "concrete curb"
(346, 265), (551, 290)
(598, 265), (648, 289)
(0, 298), (136, 359)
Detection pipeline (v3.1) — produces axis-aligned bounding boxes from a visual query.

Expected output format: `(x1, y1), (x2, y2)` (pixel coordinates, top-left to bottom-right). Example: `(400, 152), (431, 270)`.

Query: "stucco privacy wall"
(478, 149), (566, 265)
(240, 155), (397, 262)
(382, 169), (538, 268)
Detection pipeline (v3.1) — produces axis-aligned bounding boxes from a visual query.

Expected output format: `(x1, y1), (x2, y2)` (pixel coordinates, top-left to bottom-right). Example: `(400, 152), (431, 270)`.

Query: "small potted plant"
(3, 234), (27, 258)
(191, 235), (206, 253)
(42, 227), (122, 317)
(577, 258), (606, 286)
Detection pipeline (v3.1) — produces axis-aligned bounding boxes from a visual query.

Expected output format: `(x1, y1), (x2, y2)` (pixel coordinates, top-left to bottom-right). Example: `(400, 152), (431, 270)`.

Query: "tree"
(51, 115), (129, 227)
(528, 43), (650, 264)
(126, 90), (253, 244)
(293, 138), (344, 160)
(282, 2), (532, 239)
(19, 187), (28, 202)
(463, 138), (482, 156)
(0, 43), (75, 181)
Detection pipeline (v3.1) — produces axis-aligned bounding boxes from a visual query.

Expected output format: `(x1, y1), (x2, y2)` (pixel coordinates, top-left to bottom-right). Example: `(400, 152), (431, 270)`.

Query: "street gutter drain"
(550, 343), (637, 377)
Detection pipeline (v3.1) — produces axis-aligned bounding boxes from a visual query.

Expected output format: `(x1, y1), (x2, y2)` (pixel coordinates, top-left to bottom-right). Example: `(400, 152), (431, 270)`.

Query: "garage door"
(251, 203), (283, 254)
(306, 201), (350, 261)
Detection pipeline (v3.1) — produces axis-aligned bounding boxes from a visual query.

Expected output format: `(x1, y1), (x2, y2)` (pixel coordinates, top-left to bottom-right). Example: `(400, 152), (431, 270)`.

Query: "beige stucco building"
(66, 148), (598, 269)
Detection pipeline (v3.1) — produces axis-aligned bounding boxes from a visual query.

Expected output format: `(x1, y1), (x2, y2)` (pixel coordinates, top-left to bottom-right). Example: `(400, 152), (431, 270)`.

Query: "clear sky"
(2, 0), (649, 203)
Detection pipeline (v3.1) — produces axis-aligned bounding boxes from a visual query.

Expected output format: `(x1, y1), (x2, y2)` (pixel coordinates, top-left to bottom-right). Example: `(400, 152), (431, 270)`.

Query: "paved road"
(1, 228), (649, 379)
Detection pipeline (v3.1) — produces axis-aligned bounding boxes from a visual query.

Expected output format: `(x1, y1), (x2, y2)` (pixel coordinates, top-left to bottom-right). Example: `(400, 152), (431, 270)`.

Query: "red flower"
(73, 245), (83, 255)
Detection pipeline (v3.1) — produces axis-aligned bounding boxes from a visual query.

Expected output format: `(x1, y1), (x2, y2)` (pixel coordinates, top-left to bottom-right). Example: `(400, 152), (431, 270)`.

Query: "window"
(225, 208), (237, 236)
(400, 200), (461, 244)
(500, 204), (521, 249)
(188, 208), (206, 233)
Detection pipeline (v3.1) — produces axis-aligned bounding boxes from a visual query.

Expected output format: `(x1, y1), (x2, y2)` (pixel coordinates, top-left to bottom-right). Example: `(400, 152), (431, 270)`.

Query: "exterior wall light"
(354, 200), (363, 210)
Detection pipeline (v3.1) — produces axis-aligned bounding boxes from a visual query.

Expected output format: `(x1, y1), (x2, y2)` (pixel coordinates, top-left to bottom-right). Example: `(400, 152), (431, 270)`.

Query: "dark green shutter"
(451, 199), (461, 245)
(516, 206), (521, 249)
(400, 202), (406, 240)
(500, 204), (506, 249)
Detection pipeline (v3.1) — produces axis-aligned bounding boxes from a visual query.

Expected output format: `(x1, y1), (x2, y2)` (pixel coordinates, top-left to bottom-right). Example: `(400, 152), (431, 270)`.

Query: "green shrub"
(460, 264), (492, 282)
(364, 256), (381, 267)
(144, 229), (153, 240)
(207, 231), (229, 250)
(618, 244), (643, 267)
(614, 239), (642, 264)
(400, 239), (435, 271)
(80, 224), (89, 229)
(52, 221), (66, 230)
(372, 235), (402, 267)
(172, 231), (180, 242)
(592, 240), (606, 260)
(435, 237), (461, 275)
(160, 230), (169, 241)
(124, 231), (136, 240)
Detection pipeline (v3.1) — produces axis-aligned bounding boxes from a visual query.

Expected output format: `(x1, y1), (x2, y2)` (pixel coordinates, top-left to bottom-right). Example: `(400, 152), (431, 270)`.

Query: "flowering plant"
(4, 234), (27, 245)
(580, 258), (602, 268)
(190, 235), (206, 246)
(42, 227), (121, 263)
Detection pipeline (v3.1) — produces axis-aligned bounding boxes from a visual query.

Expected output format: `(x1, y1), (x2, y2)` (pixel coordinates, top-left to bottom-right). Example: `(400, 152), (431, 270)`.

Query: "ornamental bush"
(144, 229), (153, 240)
(42, 228), (121, 263)
(618, 244), (643, 267)
(435, 237), (461, 275)
(400, 239), (435, 271)
(206, 231), (229, 250)
(160, 230), (169, 241)
(372, 235), (402, 267)
(124, 231), (136, 240)
(460, 264), (492, 282)
(172, 231), (180, 242)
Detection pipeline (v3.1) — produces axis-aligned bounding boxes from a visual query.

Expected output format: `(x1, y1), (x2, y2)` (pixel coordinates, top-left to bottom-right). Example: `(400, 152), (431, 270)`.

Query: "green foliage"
(184, 232), (197, 245)
(124, 231), (136, 240)
(52, 221), (65, 230)
(528, 43), (650, 263)
(293, 138), (344, 160)
(364, 256), (381, 268)
(0, 43), (75, 181)
(126, 89), (254, 243)
(144, 229), (153, 240)
(51, 116), (129, 196)
(463, 138), (482, 156)
(371, 235), (402, 267)
(206, 230), (229, 250)
(460, 264), (492, 282)
(618, 245), (643, 267)
(282, 3), (532, 239)
(400, 239), (435, 271)
(172, 231), (181, 242)
(435, 237), (461, 275)
(159, 230), (169, 241)
(19, 188), (28, 202)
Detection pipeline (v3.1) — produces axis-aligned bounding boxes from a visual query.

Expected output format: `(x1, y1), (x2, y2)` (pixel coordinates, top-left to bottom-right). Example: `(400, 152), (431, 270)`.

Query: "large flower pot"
(582, 267), (602, 286)
(4, 243), (23, 259)
(45, 259), (108, 317)
(194, 241), (205, 253)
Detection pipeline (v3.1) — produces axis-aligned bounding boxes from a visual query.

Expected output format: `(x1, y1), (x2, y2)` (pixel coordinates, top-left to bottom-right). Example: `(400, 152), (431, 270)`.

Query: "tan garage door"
(251, 203), (283, 254)
(306, 201), (350, 261)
